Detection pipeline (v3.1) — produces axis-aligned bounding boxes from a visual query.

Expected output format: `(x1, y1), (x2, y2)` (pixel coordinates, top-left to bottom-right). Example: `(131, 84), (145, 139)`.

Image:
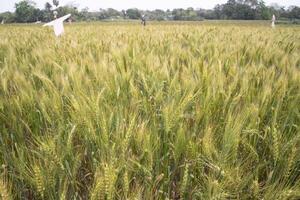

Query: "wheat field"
(0, 22), (299, 199)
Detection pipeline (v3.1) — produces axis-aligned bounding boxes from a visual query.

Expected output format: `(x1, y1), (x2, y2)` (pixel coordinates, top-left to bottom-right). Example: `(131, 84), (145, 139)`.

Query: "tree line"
(0, 0), (299, 23)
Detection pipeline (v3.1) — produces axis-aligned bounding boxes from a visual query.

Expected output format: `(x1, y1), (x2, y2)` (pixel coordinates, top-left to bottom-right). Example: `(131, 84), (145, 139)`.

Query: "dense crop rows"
(0, 22), (299, 199)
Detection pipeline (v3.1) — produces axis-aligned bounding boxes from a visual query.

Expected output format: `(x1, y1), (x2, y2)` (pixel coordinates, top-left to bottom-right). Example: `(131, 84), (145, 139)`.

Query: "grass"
(0, 21), (299, 199)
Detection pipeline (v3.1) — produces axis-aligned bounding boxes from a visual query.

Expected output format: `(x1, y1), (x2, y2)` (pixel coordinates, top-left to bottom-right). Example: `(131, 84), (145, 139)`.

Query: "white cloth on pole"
(272, 14), (276, 28)
(43, 14), (71, 37)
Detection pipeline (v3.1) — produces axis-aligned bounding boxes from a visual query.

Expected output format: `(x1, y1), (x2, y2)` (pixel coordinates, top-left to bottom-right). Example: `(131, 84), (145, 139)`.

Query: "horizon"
(1, 0), (300, 13)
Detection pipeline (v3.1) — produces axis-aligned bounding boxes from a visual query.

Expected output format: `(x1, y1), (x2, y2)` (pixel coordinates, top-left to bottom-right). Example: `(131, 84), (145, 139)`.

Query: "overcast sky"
(1, 0), (299, 12)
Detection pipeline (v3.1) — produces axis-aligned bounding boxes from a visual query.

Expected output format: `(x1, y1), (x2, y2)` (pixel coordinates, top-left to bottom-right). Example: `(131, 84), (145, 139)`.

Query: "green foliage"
(44, 2), (52, 12)
(52, 0), (59, 8)
(1, 0), (300, 23)
(126, 8), (141, 19)
(0, 12), (15, 23)
(289, 6), (300, 19)
(0, 22), (299, 199)
(14, 0), (38, 23)
(256, 0), (271, 20)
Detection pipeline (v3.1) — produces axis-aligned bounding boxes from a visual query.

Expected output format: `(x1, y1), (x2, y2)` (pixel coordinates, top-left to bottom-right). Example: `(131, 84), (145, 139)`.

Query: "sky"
(1, 0), (299, 12)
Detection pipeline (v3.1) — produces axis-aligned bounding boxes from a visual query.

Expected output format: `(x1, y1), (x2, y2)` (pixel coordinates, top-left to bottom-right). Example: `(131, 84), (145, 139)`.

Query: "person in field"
(141, 15), (146, 26)
(272, 14), (276, 28)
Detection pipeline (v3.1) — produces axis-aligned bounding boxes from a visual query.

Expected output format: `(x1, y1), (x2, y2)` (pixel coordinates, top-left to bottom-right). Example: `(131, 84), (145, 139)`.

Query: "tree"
(186, 7), (198, 20)
(98, 9), (109, 19)
(172, 9), (184, 20)
(15, 0), (37, 23)
(43, 2), (53, 21)
(1, 0), (299, 23)
(56, 3), (79, 20)
(217, 0), (256, 20)
(213, 5), (223, 19)
(53, 0), (59, 8)
(143, 9), (166, 21)
(235, 4), (255, 19)
(106, 8), (121, 18)
(121, 10), (127, 19)
(238, 0), (258, 8)
(222, 0), (237, 19)
(79, 7), (89, 21)
(126, 8), (141, 19)
(255, 0), (270, 20)
(45, 2), (52, 11)
(33, 8), (45, 21)
(0, 12), (15, 23)
(288, 6), (300, 19)
(269, 3), (285, 19)
(153, 9), (166, 21)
